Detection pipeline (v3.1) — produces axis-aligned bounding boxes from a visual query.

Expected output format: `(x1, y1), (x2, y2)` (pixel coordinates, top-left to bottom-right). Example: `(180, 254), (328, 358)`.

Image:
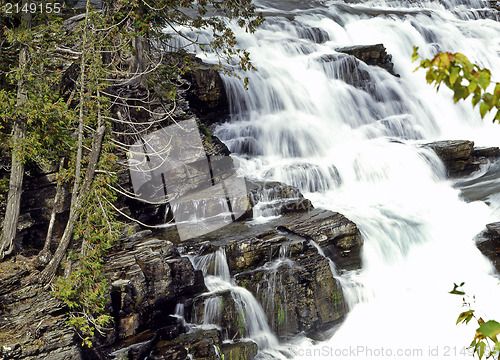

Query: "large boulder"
(279, 209), (363, 271)
(423, 140), (500, 178)
(336, 43), (397, 76)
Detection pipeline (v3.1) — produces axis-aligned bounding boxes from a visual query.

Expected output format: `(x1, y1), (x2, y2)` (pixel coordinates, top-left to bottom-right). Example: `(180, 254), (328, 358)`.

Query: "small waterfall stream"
(167, 0), (500, 359)
(189, 248), (286, 357)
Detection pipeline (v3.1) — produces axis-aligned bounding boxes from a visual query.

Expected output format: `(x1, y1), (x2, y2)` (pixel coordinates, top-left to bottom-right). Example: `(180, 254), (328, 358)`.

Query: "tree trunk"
(0, 123), (26, 259)
(0, 1), (31, 260)
(38, 126), (106, 284)
(37, 158), (65, 265)
(129, 36), (150, 86)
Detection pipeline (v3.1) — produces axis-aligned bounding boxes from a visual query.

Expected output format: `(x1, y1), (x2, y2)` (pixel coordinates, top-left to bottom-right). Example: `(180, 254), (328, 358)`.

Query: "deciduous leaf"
(477, 320), (500, 340)
(450, 66), (460, 85)
(457, 310), (475, 325)
(480, 102), (489, 119)
(472, 93), (481, 107)
(467, 80), (477, 93)
(494, 109), (500, 122)
(478, 70), (491, 90)
(450, 283), (466, 295)
(439, 52), (451, 67)
(453, 87), (468, 103)
(477, 341), (486, 359)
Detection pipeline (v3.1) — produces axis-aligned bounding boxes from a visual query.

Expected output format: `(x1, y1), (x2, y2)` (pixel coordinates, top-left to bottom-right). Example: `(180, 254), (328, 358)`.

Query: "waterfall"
(170, 0), (500, 358)
(190, 248), (287, 357)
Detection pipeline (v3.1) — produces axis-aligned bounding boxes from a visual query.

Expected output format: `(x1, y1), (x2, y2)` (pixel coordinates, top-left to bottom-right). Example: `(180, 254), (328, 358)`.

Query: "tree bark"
(128, 35), (150, 86)
(37, 158), (65, 265)
(0, 1), (31, 260)
(38, 126), (106, 284)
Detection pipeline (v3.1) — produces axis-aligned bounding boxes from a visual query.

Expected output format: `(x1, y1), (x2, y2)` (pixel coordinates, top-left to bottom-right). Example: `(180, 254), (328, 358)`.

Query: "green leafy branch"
(450, 283), (500, 359)
(412, 47), (500, 121)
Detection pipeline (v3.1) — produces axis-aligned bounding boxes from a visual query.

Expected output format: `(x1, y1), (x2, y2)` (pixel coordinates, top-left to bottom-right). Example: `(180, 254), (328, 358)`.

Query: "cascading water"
(170, 0), (500, 358)
(189, 248), (288, 357)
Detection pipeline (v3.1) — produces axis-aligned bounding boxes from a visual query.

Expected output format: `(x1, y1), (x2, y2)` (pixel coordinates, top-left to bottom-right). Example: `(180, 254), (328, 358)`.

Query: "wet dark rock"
(472, 146), (500, 158)
(337, 43), (398, 76)
(235, 245), (346, 339)
(424, 140), (474, 160)
(487, 222), (500, 236)
(221, 340), (258, 360)
(190, 289), (245, 340)
(185, 59), (229, 124)
(279, 210), (363, 271)
(106, 331), (157, 360)
(149, 329), (221, 360)
(475, 222), (500, 273)
(424, 141), (500, 178)
(423, 140), (479, 177)
(225, 229), (306, 274)
(105, 237), (206, 340)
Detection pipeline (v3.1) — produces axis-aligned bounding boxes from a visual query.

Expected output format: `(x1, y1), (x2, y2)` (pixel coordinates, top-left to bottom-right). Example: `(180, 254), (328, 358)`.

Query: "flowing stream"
(172, 0), (500, 358)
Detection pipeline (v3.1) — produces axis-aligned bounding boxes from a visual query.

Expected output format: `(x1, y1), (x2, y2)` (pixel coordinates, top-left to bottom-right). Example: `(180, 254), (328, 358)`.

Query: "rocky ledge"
(423, 140), (500, 178)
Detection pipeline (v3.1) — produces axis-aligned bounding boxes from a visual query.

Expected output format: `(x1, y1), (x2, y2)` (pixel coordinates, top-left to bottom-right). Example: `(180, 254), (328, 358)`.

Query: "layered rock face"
(0, 276), (82, 360)
(105, 236), (205, 340)
(234, 246), (346, 339)
(184, 57), (229, 124)
(279, 210), (363, 271)
(0, 177), (362, 360)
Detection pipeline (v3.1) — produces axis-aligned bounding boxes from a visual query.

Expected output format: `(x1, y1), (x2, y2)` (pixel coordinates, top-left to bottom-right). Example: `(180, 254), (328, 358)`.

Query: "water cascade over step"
(187, 247), (284, 358)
